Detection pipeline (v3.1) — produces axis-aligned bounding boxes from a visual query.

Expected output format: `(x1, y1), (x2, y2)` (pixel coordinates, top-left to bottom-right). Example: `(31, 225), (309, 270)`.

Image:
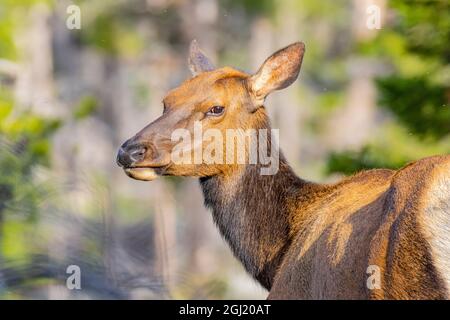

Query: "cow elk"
(117, 40), (450, 299)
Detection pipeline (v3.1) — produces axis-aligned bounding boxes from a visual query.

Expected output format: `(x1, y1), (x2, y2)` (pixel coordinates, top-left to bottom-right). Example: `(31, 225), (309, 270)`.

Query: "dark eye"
(206, 106), (225, 116)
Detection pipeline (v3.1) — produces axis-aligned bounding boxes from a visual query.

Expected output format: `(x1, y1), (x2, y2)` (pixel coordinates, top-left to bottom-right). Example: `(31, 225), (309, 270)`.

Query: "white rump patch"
(424, 172), (450, 294)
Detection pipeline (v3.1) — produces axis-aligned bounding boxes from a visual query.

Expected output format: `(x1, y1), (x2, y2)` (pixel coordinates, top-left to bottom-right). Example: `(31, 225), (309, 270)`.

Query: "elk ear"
(188, 40), (215, 76)
(247, 42), (305, 108)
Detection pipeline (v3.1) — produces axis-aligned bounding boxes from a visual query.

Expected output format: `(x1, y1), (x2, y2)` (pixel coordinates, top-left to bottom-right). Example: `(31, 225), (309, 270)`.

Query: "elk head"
(117, 40), (305, 181)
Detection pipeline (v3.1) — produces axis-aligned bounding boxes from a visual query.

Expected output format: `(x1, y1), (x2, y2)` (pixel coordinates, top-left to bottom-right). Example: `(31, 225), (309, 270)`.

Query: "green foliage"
(1, 220), (33, 261)
(0, 16), (17, 60)
(73, 96), (98, 120)
(79, 7), (144, 57)
(327, 146), (406, 175)
(390, 0), (450, 61)
(326, 1), (450, 175)
(221, 0), (275, 16)
(376, 76), (449, 139)
(0, 91), (60, 220)
(0, 0), (54, 60)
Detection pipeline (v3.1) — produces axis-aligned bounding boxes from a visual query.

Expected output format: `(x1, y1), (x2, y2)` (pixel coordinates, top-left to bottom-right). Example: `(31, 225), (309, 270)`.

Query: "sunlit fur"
(158, 67), (266, 178)
(121, 43), (450, 299)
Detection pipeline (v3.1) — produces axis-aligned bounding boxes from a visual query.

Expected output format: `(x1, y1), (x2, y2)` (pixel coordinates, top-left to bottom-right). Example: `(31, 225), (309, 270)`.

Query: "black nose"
(116, 142), (147, 168)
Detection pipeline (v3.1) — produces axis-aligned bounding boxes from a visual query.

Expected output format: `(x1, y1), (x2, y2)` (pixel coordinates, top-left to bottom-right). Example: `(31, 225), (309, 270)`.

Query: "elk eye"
(206, 106), (225, 116)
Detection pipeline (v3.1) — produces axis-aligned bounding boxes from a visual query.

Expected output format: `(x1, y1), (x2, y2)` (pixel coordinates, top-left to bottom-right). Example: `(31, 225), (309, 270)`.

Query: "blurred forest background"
(0, 0), (449, 299)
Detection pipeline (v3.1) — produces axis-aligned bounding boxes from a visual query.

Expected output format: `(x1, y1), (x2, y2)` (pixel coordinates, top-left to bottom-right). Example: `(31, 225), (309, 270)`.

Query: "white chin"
(124, 168), (159, 181)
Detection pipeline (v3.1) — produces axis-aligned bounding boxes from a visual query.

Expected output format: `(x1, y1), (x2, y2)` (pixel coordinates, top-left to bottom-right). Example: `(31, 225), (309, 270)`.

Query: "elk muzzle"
(116, 138), (169, 181)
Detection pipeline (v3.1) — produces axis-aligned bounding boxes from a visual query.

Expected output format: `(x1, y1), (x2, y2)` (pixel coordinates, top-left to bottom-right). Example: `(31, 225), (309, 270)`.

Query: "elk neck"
(199, 117), (317, 290)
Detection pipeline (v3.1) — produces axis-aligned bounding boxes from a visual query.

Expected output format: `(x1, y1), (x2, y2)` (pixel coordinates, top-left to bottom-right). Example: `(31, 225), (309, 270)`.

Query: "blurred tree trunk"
(275, 0), (303, 169)
(324, 0), (386, 151)
(15, 3), (58, 117)
(152, 182), (177, 295)
(13, 3), (64, 298)
(179, 0), (218, 61)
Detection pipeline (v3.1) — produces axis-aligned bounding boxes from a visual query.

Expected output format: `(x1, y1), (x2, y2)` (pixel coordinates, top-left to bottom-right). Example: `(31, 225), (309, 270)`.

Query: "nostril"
(117, 142), (148, 168)
(129, 146), (147, 162)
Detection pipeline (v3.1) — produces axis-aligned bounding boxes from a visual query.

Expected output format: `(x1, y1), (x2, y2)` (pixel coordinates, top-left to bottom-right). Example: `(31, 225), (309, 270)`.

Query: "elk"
(116, 40), (450, 299)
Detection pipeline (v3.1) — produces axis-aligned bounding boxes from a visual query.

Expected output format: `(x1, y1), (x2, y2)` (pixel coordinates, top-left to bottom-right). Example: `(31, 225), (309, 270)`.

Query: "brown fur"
(118, 42), (450, 299)
(267, 155), (450, 299)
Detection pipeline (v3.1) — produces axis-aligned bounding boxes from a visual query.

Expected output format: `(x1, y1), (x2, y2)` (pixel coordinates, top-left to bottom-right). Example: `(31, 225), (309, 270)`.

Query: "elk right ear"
(247, 42), (305, 110)
(188, 40), (215, 76)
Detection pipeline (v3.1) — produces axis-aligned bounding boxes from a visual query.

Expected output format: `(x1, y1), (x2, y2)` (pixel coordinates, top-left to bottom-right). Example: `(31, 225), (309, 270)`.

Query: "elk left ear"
(247, 42), (305, 108)
(188, 40), (215, 76)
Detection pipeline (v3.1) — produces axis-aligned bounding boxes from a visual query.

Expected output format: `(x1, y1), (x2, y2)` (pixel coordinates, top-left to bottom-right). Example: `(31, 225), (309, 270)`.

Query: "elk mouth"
(117, 145), (171, 181)
(123, 165), (168, 181)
